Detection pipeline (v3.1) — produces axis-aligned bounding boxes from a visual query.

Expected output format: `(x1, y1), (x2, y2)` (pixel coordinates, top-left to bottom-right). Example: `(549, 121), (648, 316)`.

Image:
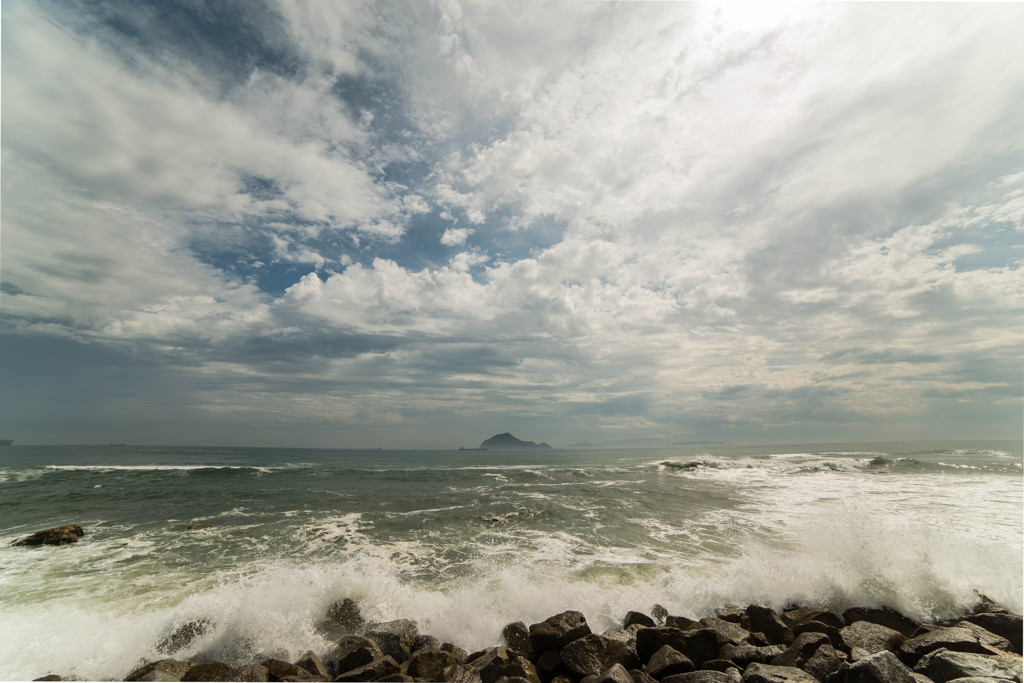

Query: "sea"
(0, 441), (1020, 681)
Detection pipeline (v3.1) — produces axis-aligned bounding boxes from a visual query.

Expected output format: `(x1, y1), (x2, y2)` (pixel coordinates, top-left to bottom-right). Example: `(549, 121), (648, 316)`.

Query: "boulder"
(561, 634), (640, 677)
(629, 669), (658, 683)
(503, 622), (532, 653)
(504, 655), (540, 683)
(700, 618), (754, 646)
(590, 664), (634, 683)
(843, 650), (916, 683)
(664, 672), (741, 683)
(236, 664), (269, 682)
(636, 627), (688, 662)
(913, 648), (1023, 683)
(125, 660), (197, 682)
(444, 664), (484, 683)
(642, 645), (694, 679)
(378, 676), (415, 682)
(33, 677), (62, 682)
(678, 629), (722, 667)
(293, 651), (328, 679)
(530, 611), (592, 652)
(802, 644), (847, 682)
(625, 612), (657, 629)
(960, 614), (1023, 654)
(743, 607), (794, 646)
(652, 605), (669, 625)
(717, 608), (747, 624)
(181, 662), (242, 682)
(157, 620), (210, 655)
(842, 608), (917, 638)
(667, 615), (701, 630)
(782, 609), (844, 631)
(740, 662), (817, 683)
(326, 598), (365, 632)
(441, 642), (469, 664)
(407, 648), (460, 680)
(772, 632), (830, 669)
(365, 620), (419, 664)
(840, 621), (906, 656)
(12, 524), (85, 546)
(469, 647), (514, 683)
(793, 621), (844, 650)
(414, 635), (441, 652)
(260, 659), (310, 681)
(332, 656), (400, 682)
(901, 626), (1011, 662)
(324, 635), (384, 677)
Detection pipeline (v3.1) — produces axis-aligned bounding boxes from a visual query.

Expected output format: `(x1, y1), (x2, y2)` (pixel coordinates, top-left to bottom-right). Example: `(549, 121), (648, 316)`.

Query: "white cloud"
(440, 228), (473, 246)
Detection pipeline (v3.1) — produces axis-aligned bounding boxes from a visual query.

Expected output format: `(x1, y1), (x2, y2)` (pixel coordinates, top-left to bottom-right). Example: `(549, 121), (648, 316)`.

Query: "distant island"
(479, 433), (552, 449)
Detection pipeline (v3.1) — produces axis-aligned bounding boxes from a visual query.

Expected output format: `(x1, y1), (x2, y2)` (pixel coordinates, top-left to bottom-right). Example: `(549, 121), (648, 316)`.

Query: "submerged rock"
(12, 524), (85, 546)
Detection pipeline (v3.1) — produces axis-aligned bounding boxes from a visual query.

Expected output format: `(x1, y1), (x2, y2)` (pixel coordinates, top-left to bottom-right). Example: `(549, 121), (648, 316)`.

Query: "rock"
(772, 632), (830, 669)
(181, 662), (241, 682)
(740, 662), (817, 683)
(793, 621), (844, 650)
(469, 647), (514, 683)
(12, 524), (85, 546)
(720, 644), (786, 669)
(636, 627), (691, 662)
(625, 612), (657, 629)
(441, 642), (469, 664)
(960, 615), (1023, 654)
(407, 648), (460, 680)
(561, 634), (640, 677)
(743, 607), (794, 646)
(326, 598), (365, 633)
(843, 650), (917, 683)
(842, 608), (918, 638)
(505, 655), (540, 683)
(529, 611), (592, 652)
(378, 675), (415, 682)
(503, 622), (532, 653)
(187, 524), (212, 531)
(324, 635), (384, 678)
(590, 663), (635, 683)
(643, 645), (694, 679)
(332, 656), (401, 682)
(365, 620), (419, 664)
(294, 651), (328, 679)
(664, 672), (741, 683)
(236, 664), (269, 682)
(913, 648), (1023, 683)
(704, 660), (744, 673)
(700, 618), (754, 646)
(629, 669), (658, 683)
(259, 659), (309, 681)
(157, 620), (210, 655)
(841, 621), (906, 656)
(802, 644), (847, 681)
(493, 678), (532, 683)
(444, 664), (484, 683)
(667, 615), (701, 630)
(34, 677), (62, 682)
(681, 629), (723, 667)
(652, 605), (669, 625)
(901, 626), (1012, 662)
(414, 635), (441, 652)
(717, 608), (747, 625)
(534, 649), (566, 674)
(125, 660), (197, 682)
(969, 596), (1010, 616)
(479, 434), (552, 449)
(782, 609), (843, 631)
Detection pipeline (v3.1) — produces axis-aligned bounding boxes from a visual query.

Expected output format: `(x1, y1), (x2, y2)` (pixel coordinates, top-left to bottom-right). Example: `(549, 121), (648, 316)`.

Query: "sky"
(1, 0), (1021, 449)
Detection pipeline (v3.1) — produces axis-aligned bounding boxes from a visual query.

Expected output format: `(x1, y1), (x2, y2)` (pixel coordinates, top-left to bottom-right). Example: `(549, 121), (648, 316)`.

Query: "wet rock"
(960, 614), (1023, 654)
(841, 650), (916, 683)
(493, 678), (532, 683)
(700, 618), (754, 646)
(772, 632), (830, 669)
(664, 671), (741, 683)
(642, 645), (694, 679)
(561, 634), (640, 677)
(378, 675), (415, 682)
(679, 629), (722, 667)
(407, 648), (460, 680)
(743, 607), (794, 646)
(366, 620), (419, 664)
(182, 662), (242, 682)
(913, 648), (1023, 683)
(629, 669), (658, 683)
(260, 659), (310, 681)
(740, 662), (817, 683)
(667, 615), (701, 630)
(802, 644), (847, 681)
(652, 606), (669, 626)
(717, 608), (747, 625)
(414, 635), (441, 652)
(326, 598), (365, 633)
(469, 647), (514, 683)
(793, 621), (844, 650)
(502, 622), (532, 653)
(530, 611), (592, 653)
(236, 664), (269, 682)
(719, 644), (783, 669)
(704, 660), (743, 673)
(900, 626), (1011, 662)
(782, 609), (843, 631)
(840, 621), (906, 656)
(12, 524), (85, 546)
(842, 608), (917, 638)
(125, 660), (197, 682)
(324, 635), (384, 678)
(636, 627), (689, 662)
(506, 655), (541, 683)
(444, 664), (484, 683)
(333, 655), (401, 682)
(441, 643), (469, 664)
(534, 649), (568, 676)
(157, 620), (210, 655)
(294, 651), (328, 679)
(624, 612), (656, 629)
(589, 663), (634, 683)
(34, 677), (62, 682)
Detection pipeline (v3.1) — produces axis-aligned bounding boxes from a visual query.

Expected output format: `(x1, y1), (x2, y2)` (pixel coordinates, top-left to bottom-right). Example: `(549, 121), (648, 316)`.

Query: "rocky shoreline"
(29, 597), (1022, 683)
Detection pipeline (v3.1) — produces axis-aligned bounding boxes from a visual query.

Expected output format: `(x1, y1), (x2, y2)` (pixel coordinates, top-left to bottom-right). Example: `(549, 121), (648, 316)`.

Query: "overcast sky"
(1, 0), (1021, 448)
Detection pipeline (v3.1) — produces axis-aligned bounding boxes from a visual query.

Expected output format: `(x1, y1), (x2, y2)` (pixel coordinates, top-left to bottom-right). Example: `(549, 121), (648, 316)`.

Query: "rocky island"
(480, 433), (552, 449)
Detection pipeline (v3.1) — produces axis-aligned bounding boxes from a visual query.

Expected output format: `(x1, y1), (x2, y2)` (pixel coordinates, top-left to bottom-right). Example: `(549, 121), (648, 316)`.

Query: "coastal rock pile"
(11, 524), (85, 546)
(33, 599), (1023, 682)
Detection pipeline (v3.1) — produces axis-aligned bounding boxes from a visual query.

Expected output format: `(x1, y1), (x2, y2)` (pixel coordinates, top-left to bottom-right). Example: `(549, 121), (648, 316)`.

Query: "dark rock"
(703, 660), (743, 673)
(772, 632), (830, 669)
(562, 634), (640, 677)
(590, 663), (634, 683)
(479, 434), (552, 449)
(414, 635), (441, 652)
(643, 645), (694, 679)
(603, 628), (640, 649)
(719, 644), (783, 669)
(444, 664), (484, 683)
(261, 659), (310, 681)
(624, 612), (657, 629)
(781, 609), (843, 630)
(663, 672), (741, 683)
(158, 620), (211, 655)
(333, 656), (400, 682)
(793, 621), (844, 650)
(534, 649), (564, 673)
(505, 655), (540, 683)
(469, 647), (513, 683)
(324, 636), (384, 678)
(629, 669), (658, 683)
(182, 662), (242, 682)
(802, 644), (846, 682)
(125, 660), (197, 682)
(843, 650), (916, 683)
(530, 611), (592, 653)
(667, 615), (700, 630)
(681, 629), (722, 667)
(326, 599), (365, 633)
(842, 608), (917, 638)
(503, 622), (532, 653)
(636, 627), (688, 663)
(12, 524), (85, 546)
(366, 620), (419, 664)
(841, 622), (906, 656)
(34, 677), (62, 682)
(960, 614), (1022, 653)
(407, 648), (460, 680)
(901, 626), (1011, 662)
(493, 678), (532, 683)
(740, 662), (817, 683)
(294, 651), (328, 679)
(743, 607), (794, 646)
(913, 648), (1022, 683)
(441, 643), (469, 664)
(652, 606), (669, 626)
(237, 664), (269, 682)
(717, 608), (747, 625)
(699, 618), (753, 646)
(378, 675), (414, 682)
(187, 524), (212, 531)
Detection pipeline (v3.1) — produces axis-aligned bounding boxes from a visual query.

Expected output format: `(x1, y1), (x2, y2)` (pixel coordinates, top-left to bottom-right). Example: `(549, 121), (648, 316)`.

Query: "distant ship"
(0, 440), (13, 446)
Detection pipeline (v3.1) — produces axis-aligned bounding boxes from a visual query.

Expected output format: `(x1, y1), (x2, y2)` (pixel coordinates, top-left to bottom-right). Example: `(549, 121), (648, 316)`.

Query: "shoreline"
(31, 597), (1023, 683)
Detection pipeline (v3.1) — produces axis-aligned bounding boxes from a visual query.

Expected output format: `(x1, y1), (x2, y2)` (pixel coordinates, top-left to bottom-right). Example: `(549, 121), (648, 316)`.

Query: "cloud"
(441, 228), (473, 246)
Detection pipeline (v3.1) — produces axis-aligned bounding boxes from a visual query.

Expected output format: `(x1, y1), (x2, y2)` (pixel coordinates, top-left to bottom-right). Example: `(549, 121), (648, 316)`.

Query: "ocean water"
(0, 441), (1020, 680)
